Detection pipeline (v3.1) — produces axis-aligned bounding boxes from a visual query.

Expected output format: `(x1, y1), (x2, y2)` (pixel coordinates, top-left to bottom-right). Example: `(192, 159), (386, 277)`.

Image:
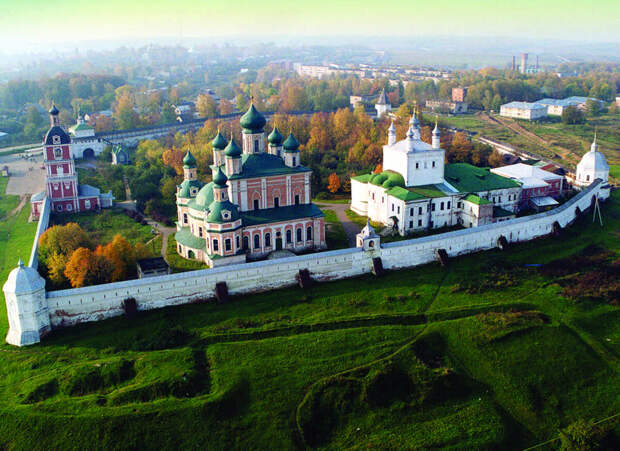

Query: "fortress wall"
(28, 198), (50, 269)
(44, 180), (605, 329)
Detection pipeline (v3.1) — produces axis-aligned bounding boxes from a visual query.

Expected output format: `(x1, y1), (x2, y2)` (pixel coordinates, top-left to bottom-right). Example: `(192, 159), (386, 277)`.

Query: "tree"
(327, 173), (341, 193)
(160, 102), (176, 124)
(162, 148), (185, 175)
(196, 94), (218, 118)
(64, 247), (113, 288)
(558, 419), (603, 451)
(488, 149), (505, 168)
(562, 106), (585, 124)
(373, 164), (383, 174)
(584, 99), (599, 117)
(219, 99), (233, 115)
(609, 102), (619, 115)
(38, 223), (92, 267)
(47, 253), (69, 287)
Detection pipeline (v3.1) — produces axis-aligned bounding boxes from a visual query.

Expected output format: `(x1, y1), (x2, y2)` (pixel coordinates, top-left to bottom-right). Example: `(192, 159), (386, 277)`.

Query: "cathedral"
(30, 106), (114, 220)
(175, 103), (326, 267)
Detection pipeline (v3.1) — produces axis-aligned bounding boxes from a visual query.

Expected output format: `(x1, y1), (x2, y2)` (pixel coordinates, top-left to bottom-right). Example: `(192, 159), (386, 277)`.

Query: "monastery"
(175, 103), (326, 267)
(30, 106), (114, 220)
(351, 112), (609, 235)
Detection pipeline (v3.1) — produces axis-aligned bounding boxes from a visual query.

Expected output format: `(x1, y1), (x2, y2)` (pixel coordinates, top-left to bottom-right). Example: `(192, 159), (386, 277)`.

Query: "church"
(30, 106), (114, 220)
(175, 103), (326, 267)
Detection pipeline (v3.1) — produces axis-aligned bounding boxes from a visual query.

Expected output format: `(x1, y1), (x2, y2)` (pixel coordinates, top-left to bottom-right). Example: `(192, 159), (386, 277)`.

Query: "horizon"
(4, 0), (620, 54)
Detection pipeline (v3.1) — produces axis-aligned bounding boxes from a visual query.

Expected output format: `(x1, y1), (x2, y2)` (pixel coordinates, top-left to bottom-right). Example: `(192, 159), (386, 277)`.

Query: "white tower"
(432, 117), (441, 149)
(375, 88), (392, 119)
(387, 121), (396, 146)
(3, 260), (50, 346)
(356, 219), (380, 251)
(575, 134), (609, 187)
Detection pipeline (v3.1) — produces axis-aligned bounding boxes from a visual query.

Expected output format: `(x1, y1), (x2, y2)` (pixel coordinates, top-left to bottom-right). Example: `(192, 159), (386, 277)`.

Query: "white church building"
(573, 134), (610, 198)
(351, 113), (522, 235)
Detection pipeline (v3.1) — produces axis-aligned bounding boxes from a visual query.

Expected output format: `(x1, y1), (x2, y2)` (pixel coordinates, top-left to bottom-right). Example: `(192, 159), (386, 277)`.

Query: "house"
(491, 163), (565, 210)
(136, 257), (171, 278)
(499, 102), (547, 120)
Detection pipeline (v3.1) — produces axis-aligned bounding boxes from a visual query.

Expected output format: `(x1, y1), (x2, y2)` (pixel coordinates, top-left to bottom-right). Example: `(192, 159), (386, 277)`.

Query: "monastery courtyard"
(0, 152), (45, 196)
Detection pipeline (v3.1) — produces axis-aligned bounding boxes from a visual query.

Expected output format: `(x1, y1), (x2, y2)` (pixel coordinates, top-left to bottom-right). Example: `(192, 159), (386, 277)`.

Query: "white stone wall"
(33, 180), (605, 333)
(28, 198), (51, 269)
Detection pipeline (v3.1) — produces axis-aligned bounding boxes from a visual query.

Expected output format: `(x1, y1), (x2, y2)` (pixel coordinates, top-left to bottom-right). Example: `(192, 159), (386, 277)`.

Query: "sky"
(3, 0), (620, 53)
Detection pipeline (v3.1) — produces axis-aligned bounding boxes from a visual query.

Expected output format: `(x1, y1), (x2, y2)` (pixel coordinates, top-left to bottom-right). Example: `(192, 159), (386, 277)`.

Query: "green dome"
(207, 200), (240, 223)
(224, 139), (242, 158)
(177, 179), (202, 198)
(267, 126), (283, 145)
(213, 167), (228, 187)
(195, 182), (214, 208)
(211, 131), (228, 150)
(183, 150), (196, 168)
(369, 171), (405, 189)
(283, 133), (299, 152)
(240, 103), (266, 132)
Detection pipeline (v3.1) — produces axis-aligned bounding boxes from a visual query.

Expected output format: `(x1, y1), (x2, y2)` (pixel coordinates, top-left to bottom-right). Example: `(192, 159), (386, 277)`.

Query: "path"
(315, 202), (360, 248)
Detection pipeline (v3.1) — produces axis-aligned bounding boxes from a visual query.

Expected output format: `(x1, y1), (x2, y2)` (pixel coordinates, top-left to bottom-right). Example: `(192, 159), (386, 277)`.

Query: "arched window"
(243, 236), (249, 250)
(183, 213), (188, 224)
(254, 139), (259, 153)
(254, 234), (260, 249)
(296, 228), (302, 242)
(292, 157), (296, 166)
(236, 235), (240, 249)
(286, 229), (292, 244)
(306, 226), (312, 241)
(225, 239), (231, 251)
(265, 233), (271, 247)
(213, 239), (219, 251)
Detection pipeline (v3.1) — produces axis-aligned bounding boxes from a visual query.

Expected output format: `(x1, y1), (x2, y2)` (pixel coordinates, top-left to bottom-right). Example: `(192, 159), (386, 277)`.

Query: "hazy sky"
(3, 0), (620, 52)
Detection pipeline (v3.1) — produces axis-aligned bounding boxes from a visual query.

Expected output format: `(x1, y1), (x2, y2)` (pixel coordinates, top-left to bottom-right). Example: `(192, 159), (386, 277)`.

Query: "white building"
(574, 135), (610, 200)
(499, 102), (547, 120)
(69, 116), (105, 159)
(374, 89), (392, 118)
(351, 115), (521, 235)
(534, 98), (581, 116)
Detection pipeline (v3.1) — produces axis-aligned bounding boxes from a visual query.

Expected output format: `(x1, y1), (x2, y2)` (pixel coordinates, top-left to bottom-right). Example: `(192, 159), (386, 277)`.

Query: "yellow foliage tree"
(327, 173), (341, 194)
(64, 248), (113, 288)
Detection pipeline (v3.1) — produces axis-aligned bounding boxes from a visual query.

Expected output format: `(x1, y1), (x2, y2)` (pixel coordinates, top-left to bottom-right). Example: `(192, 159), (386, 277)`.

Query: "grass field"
(166, 235), (209, 272)
(0, 177), (21, 219)
(322, 208), (348, 249)
(0, 191), (619, 448)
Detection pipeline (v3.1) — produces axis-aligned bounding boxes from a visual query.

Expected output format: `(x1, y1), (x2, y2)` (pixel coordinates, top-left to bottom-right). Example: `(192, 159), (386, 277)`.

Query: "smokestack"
(512, 56), (516, 71)
(521, 53), (528, 74)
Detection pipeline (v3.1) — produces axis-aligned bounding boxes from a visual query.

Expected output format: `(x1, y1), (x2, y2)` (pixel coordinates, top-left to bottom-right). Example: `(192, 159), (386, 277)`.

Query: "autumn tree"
(327, 173), (341, 193)
(162, 148), (185, 175)
(219, 99), (233, 115)
(64, 247), (113, 288)
(488, 149), (505, 168)
(94, 234), (136, 282)
(196, 94), (218, 118)
(373, 164), (383, 174)
(39, 223), (92, 267)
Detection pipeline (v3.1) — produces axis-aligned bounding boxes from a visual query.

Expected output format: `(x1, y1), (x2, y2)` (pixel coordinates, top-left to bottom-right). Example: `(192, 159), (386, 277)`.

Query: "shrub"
(559, 419), (603, 451)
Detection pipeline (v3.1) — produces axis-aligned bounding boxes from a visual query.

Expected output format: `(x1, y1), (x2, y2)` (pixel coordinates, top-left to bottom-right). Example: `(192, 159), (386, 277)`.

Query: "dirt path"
(2, 195), (27, 221)
(315, 202), (360, 248)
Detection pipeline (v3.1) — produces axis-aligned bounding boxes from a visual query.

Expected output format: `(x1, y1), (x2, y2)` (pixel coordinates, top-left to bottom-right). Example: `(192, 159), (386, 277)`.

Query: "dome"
(577, 148), (609, 175)
(240, 103), (266, 132)
(3, 260), (45, 295)
(283, 133), (299, 152)
(177, 179), (202, 198)
(49, 104), (59, 115)
(268, 126), (283, 145)
(206, 200), (240, 223)
(195, 182), (214, 208)
(211, 131), (228, 150)
(44, 126), (71, 146)
(224, 139), (242, 158)
(213, 166), (228, 187)
(183, 150), (196, 168)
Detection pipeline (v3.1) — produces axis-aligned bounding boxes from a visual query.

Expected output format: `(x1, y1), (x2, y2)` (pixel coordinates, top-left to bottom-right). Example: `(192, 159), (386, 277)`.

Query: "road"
(315, 202), (360, 248)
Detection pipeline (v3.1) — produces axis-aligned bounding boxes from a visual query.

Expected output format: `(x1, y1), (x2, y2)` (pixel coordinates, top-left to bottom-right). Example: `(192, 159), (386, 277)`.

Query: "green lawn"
(51, 208), (154, 246)
(0, 191), (619, 448)
(0, 177), (21, 219)
(345, 208), (383, 229)
(321, 208), (348, 249)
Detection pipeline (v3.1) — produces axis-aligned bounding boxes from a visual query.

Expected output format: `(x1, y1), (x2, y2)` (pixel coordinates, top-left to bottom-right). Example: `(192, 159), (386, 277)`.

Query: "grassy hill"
(0, 191), (619, 449)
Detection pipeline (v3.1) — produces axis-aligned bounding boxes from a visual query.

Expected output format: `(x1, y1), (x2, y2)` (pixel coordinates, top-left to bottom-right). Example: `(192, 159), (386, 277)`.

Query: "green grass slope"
(0, 191), (618, 449)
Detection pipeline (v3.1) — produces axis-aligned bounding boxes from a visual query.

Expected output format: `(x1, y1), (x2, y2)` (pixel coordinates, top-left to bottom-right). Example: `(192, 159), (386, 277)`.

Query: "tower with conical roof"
(432, 116), (441, 149)
(177, 150), (203, 200)
(375, 88), (392, 118)
(240, 102), (266, 155)
(267, 126), (284, 157)
(388, 121), (396, 146)
(211, 130), (228, 166)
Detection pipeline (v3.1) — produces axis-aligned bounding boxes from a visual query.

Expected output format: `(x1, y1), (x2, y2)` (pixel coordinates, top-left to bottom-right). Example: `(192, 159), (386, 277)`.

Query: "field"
(322, 208), (348, 249)
(0, 191), (619, 449)
(166, 235), (209, 272)
(0, 177), (21, 219)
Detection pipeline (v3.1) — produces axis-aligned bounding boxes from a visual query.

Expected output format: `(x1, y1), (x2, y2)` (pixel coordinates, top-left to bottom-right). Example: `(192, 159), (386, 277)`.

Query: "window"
(243, 236), (249, 250)
(292, 157), (296, 166)
(254, 234), (260, 249)
(432, 161), (436, 168)
(418, 207), (423, 215)
(66, 204), (72, 211)
(397, 206), (400, 214)
(274, 197), (279, 208)
(178, 244), (182, 253)
(586, 175), (590, 181)
(253, 199), (259, 210)
(306, 226), (312, 241)
(458, 202), (462, 208)
(447, 201), (451, 209)
(183, 213), (188, 224)
(85, 200), (91, 209)
(418, 219), (422, 226)
(198, 227), (203, 237)
(409, 209), (413, 217)
(391, 204), (394, 212)
(382, 197), (384, 204)
(52, 136), (60, 144)
(254, 139), (259, 153)
(409, 221), (413, 229)
(372, 193), (375, 200)
(213, 239), (219, 251)
(54, 148), (62, 159)
(286, 229), (292, 243)
(236, 236), (240, 249)
(296, 228), (302, 242)
(492, 197), (496, 203)
(295, 194), (300, 205)
(440, 202), (444, 210)
(225, 239), (231, 251)
(415, 162), (419, 169)
(265, 233), (271, 247)
(432, 203), (436, 211)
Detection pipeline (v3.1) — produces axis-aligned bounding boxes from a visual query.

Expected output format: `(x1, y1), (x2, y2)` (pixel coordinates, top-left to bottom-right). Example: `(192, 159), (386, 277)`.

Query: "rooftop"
(445, 163), (521, 193)
(501, 101), (546, 110)
(227, 153), (311, 180)
(240, 203), (323, 226)
(463, 194), (491, 205)
(491, 163), (563, 183)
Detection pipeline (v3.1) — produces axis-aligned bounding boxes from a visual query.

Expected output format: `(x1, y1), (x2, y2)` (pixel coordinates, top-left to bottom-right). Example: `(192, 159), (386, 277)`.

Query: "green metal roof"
(224, 139), (242, 158)
(369, 170), (405, 189)
(195, 182), (214, 208)
(240, 203), (324, 226)
(71, 123), (93, 132)
(240, 103), (266, 132)
(228, 153), (311, 180)
(352, 173), (372, 183)
(207, 199), (240, 223)
(283, 133), (300, 152)
(444, 163), (521, 193)
(386, 186), (426, 201)
(213, 166), (227, 187)
(175, 227), (205, 250)
(386, 183), (447, 202)
(211, 131), (228, 150)
(177, 179), (203, 199)
(463, 194), (491, 205)
(183, 150), (196, 168)
(268, 126), (283, 145)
